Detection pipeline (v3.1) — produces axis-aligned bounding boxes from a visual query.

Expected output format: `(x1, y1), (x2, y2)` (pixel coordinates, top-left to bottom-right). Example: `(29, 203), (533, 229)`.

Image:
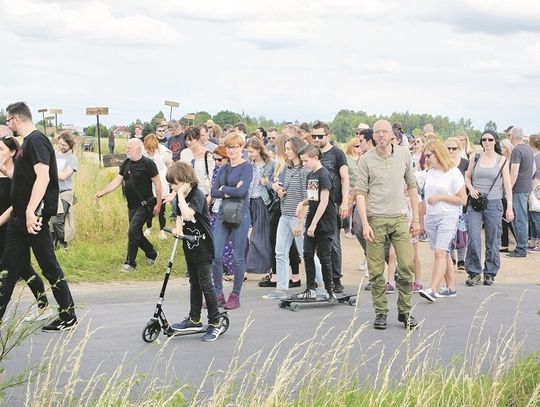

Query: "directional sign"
(86, 107), (109, 116)
(49, 108), (63, 114)
(38, 108), (48, 113)
(184, 114), (195, 120)
(164, 100), (180, 108)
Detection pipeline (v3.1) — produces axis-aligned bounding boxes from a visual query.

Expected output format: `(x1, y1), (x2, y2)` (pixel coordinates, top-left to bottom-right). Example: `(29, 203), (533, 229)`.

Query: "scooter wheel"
(278, 301), (286, 309)
(348, 298), (356, 306)
(290, 303), (300, 312)
(219, 313), (230, 335)
(142, 320), (161, 343)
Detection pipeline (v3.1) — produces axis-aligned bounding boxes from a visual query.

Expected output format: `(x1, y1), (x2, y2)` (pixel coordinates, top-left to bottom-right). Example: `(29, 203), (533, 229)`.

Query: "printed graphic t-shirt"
(305, 166), (337, 234)
(180, 188), (215, 264)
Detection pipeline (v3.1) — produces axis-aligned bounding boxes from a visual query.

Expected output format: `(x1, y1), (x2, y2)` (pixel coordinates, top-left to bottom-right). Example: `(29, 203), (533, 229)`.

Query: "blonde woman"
(343, 137), (362, 238)
(418, 140), (466, 302)
(457, 132), (474, 159)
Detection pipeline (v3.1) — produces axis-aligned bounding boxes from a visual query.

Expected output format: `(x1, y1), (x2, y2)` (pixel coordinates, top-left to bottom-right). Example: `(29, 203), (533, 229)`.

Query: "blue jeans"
(212, 212), (250, 296)
(465, 199), (502, 276)
(275, 215), (322, 290)
(512, 192), (530, 255)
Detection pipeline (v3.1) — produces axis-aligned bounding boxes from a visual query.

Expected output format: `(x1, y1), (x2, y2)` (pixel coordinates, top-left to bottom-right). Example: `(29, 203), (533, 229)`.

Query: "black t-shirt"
(0, 177), (11, 238)
(457, 157), (469, 176)
(179, 188), (214, 264)
(119, 156), (159, 209)
(11, 130), (59, 217)
(320, 146), (347, 205)
(305, 166), (337, 235)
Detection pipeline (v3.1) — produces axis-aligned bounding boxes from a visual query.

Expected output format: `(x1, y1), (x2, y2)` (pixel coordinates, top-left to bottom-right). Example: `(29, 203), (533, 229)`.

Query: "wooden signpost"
(38, 108), (48, 136)
(86, 107), (109, 165)
(164, 100), (179, 121)
(49, 108), (63, 133)
(184, 114), (195, 126)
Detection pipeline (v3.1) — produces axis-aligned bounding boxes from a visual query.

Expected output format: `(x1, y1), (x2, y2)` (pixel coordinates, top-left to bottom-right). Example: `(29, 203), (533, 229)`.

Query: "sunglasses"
(353, 145), (361, 148)
(424, 152), (433, 158)
(447, 147), (458, 151)
(214, 157), (223, 162)
(481, 138), (495, 142)
(312, 134), (326, 140)
(267, 137), (275, 140)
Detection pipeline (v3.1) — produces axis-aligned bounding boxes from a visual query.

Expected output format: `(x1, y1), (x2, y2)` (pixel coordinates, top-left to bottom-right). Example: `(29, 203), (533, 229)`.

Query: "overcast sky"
(1, 0), (539, 133)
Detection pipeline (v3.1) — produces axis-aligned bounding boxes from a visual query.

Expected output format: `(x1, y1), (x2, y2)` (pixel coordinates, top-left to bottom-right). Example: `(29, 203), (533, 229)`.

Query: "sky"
(1, 0), (539, 134)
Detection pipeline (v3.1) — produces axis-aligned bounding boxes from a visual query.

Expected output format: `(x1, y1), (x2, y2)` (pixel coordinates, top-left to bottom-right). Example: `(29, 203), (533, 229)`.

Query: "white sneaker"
(344, 232), (355, 239)
(24, 305), (54, 322)
(359, 259), (368, 271)
(143, 228), (151, 237)
(159, 230), (167, 240)
(315, 287), (328, 300)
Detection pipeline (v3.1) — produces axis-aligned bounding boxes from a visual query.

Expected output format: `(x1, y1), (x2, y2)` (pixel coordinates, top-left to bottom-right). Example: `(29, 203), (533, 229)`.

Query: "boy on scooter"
(167, 162), (222, 342)
(290, 144), (337, 301)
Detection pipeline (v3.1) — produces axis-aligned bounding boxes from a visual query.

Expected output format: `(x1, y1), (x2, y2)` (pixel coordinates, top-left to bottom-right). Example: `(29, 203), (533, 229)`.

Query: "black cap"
(503, 125), (514, 133)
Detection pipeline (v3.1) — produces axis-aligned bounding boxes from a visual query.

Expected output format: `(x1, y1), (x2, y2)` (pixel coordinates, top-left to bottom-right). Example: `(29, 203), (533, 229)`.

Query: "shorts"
(424, 212), (459, 252)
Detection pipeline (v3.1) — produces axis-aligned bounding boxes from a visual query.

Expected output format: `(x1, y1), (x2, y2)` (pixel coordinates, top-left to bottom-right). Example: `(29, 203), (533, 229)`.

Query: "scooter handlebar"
(163, 227), (198, 243)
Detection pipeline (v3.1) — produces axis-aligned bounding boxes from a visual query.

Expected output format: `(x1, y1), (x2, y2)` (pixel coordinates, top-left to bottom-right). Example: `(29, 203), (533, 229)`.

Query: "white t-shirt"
(424, 167), (464, 215)
(180, 149), (215, 195)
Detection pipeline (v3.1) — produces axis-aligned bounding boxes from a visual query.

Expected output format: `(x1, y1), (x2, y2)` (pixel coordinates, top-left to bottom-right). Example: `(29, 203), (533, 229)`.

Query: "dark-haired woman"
(464, 130), (513, 287)
(0, 132), (51, 322)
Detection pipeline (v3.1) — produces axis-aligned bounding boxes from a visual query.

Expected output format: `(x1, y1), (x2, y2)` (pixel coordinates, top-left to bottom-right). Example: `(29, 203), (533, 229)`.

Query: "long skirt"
(246, 197), (272, 273)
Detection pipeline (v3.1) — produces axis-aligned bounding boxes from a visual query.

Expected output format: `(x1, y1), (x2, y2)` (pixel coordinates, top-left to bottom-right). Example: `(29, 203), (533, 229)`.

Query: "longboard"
(278, 294), (357, 311)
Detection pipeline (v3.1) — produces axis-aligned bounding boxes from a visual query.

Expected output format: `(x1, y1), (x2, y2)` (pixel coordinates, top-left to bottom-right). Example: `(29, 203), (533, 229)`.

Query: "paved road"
(2, 275), (539, 405)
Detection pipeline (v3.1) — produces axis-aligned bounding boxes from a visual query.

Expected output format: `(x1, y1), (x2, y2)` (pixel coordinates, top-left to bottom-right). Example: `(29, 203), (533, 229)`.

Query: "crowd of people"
(1, 102), (539, 341)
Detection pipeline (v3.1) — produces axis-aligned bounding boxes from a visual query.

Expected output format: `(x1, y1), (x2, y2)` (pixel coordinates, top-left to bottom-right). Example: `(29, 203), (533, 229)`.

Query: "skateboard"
(278, 294), (357, 312)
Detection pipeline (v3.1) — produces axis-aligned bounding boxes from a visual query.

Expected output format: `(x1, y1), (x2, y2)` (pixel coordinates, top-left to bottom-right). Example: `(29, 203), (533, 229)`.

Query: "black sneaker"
(483, 274), (495, 286)
(398, 313), (419, 330)
(505, 250), (527, 258)
(333, 280), (344, 294)
(290, 289), (316, 301)
(201, 323), (221, 342)
(374, 314), (387, 330)
(172, 317), (203, 332)
(289, 279), (301, 288)
(327, 291), (338, 303)
(457, 260), (465, 271)
(466, 273), (482, 286)
(258, 274), (277, 288)
(42, 317), (78, 332)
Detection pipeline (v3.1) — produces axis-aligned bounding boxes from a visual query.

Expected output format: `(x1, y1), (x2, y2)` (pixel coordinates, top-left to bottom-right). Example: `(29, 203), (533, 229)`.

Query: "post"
(86, 107), (109, 167)
(38, 108), (47, 136)
(49, 109), (63, 134)
(164, 100), (179, 121)
(96, 114), (102, 164)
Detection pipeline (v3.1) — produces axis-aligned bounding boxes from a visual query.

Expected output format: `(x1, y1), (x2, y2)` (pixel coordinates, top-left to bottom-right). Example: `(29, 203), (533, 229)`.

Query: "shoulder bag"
(221, 165), (243, 227)
(468, 154), (506, 212)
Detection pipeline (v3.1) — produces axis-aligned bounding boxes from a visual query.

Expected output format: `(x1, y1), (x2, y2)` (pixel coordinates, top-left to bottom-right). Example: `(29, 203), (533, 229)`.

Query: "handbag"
(529, 182), (540, 212)
(452, 213), (468, 250)
(468, 154), (506, 212)
(221, 165), (243, 227)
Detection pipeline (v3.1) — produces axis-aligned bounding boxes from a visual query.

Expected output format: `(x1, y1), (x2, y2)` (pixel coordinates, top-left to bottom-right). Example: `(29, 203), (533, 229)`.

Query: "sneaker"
(457, 260), (465, 271)
(374, 314), (387, 330)
(418, 288), (436, 302)
(159, 230), (167, 240)
(42, 317), (78, 332)
(171, 317), (203, 332)
(527, 246), (540, 253)
(434, 287), (457, 298)
(290, 289), (316, 301)
(23, 305), (53, 322)
(223, 292), (240, 310)
(505, 250), (527, 258)
(386, 282), (395, 294)
(333, 279), (344, 294)
(315, 287), (328, 300)
(344, 232), (355, 239)
(412, 281), (423, 293)
(327, 291), (338, 303)
(143, 228), (151, 237)
(258, 274), (277, 288)
(483, 274), (495, 286)
(201, 323), (221, 342)
(262, 290), (288, 300)
(121, 263), (136, 272)
(466, 273), (482, 286)
(289, 279), (301, 288)
(359, 259), (368, 272)
(147, 253), (159, 266)
(364, 283), (372, 291)
(398, 313), (419, 330)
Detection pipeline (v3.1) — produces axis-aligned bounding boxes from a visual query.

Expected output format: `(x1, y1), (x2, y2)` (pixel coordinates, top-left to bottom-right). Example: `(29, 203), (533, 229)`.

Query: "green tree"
(213, 110), (243, 127)
(0, 109), (6, 124)
(151, 111), (166, 127)
(84, 124), (108, 139)
(484, 120), (497, 132)
(194, 111), (212, 125)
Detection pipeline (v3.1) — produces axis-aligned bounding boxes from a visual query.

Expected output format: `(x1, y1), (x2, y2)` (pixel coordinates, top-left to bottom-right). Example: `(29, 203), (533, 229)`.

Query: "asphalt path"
(2, 273), (539, 405)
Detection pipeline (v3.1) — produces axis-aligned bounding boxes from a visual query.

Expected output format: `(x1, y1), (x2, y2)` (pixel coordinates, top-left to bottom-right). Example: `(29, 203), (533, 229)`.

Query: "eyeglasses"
(353, 145), (361, 148)
(267, 137), (275, 141)
(214, 157), (223, 162)
(312, 134), (326, 140)
(225, 145), (241, 150)
(481, 138), (495, 142)
(4, 117), (15, 124)
(424, 152), (433, 158)
(447, 147), (458, 151)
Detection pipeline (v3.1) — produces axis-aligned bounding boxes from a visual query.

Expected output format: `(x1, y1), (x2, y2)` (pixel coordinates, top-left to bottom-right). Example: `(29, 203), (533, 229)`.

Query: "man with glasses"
(2, 102), (77, 332)
(311, 121), (349, 293)
(50, 131), (78, 250)
(265, 127), (277, 155)
(355, 119), (420, 330)
(507, 127), (534, 258)
(156, 124), (168, 146)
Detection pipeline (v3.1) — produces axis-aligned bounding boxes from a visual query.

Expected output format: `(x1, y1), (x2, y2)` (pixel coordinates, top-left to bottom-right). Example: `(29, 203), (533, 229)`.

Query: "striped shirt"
(280, 165), (308, 216)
